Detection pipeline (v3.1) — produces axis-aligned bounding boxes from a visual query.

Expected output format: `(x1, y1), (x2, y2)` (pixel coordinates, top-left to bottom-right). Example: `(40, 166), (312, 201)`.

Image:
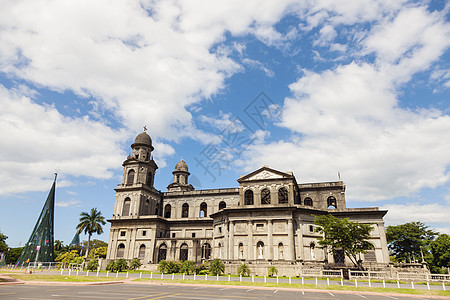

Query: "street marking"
(356, 295), (367, 298)
(329, 292), (334, 296)
(302, 291), (305, 295)
(127, 294), (168, 300)
(0, 293), (16, 296)
(46, 289), (67, 291)
(383, 296), (398, 300)
(246, 289), (252, 292)
(146, 293), (182, 300)
(274, 290), (278, 293)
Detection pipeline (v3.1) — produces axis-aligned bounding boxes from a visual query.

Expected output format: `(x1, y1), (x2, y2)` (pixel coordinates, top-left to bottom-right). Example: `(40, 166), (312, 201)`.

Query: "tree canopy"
(76, 208), (106, 259)
(430, 233), (450, 272)
(0, 232), (8, 253)
(314, 214), (374, 270)
(386, 221), (437, 263)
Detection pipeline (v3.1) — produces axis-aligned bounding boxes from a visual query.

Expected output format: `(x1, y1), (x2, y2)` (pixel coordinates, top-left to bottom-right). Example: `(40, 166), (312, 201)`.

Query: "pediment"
(238, 167), (293, 182)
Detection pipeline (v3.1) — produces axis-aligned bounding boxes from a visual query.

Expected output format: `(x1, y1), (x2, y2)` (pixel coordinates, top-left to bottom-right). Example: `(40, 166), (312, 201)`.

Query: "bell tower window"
(127, 169), (135, 185)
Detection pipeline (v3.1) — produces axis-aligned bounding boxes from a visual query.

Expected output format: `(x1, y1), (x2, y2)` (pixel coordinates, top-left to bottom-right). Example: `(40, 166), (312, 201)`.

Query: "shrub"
(268, 266), (278, 277)
(166, 261), (180, 273)
(180, 260), (195, 275)
(209, 259), (225, 275)
(114, 259), (128, 272)
(86, 259), (99, 271)
(195, 262), (209, 275)
(129, 258), (142, 270)
(106, 260), (115, 271)
(237, 263), (250, 277)
(158, 260), (169, 273)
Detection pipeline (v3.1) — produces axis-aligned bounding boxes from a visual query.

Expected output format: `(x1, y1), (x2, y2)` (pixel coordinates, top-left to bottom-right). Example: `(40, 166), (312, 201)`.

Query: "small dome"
(131, 131), (153, 150)
(174, 159), (188, 172)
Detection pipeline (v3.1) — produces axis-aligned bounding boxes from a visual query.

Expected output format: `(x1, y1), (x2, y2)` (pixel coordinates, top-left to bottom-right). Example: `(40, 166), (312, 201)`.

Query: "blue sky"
(1, 0), (450, 248)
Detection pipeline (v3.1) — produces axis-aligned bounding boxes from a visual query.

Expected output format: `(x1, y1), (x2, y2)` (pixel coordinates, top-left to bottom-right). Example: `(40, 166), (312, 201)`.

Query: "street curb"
(128, 280), (450, 299)
(0, 274), (127, 286)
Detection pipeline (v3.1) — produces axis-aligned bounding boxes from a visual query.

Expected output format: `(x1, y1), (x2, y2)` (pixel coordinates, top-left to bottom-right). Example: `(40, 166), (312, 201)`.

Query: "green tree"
(209, 259), (225, 276)
(55, 250), (83, 267)
(314, 214), (374, 270)
(268, 266), (278, 277)
(237, 263), (250, 277)
(54, 240), (64, 251)
(129, 258), (142, 270)
(6, 247), (23, 264)
(0, 232), (8, 253)
(386, 222), (437, 263)
(430, 234), (450, 273)
(76, 208), (106, 259)
(89, 246), (107, 259)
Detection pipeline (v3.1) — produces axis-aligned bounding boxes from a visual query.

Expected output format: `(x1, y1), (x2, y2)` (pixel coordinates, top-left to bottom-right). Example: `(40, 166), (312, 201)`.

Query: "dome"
(132, 131), (153, 149)
(174, 159), (188, 172)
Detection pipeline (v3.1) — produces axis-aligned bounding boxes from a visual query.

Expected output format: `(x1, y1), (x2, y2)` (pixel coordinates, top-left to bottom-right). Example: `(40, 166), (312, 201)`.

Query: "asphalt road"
(0, 283), (444, 300)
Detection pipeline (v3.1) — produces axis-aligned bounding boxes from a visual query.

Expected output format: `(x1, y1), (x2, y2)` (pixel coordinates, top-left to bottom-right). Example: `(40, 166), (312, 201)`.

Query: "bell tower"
(167, 159), (194, 192)
(113, 130), (162, 218)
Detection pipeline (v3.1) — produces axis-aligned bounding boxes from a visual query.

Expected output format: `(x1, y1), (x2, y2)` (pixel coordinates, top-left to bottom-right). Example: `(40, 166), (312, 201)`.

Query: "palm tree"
(76, 208), (106, 259)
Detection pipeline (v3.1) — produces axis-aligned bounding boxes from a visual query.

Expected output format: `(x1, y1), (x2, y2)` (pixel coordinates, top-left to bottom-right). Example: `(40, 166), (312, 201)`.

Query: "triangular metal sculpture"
(17, 174), (56, 266)
(69, 232), (80, 247)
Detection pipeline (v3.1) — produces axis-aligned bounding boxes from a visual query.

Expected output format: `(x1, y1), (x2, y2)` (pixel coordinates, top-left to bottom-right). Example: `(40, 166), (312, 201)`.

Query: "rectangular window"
(120, 231), (126, 237)
(218, 227), (222, 234)
(309, 225), (314, 232)
(142, 230), (147, 236)
(172, 233), (176, 238)
(192, 233), (196, 238)
(256, 224), (264, 231)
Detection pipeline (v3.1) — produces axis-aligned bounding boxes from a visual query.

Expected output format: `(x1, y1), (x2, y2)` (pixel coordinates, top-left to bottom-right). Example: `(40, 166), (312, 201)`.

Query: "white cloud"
(237, 3), (450, 202)
(382, 203), (450, 227)
(199, 112), (246, 134)
(56, 200), (82, 208)
(0, 85), (126, 195)
(242, 58), (275, 77)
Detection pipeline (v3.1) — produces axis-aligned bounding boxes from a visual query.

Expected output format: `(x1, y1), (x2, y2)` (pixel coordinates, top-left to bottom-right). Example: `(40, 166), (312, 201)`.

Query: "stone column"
(229, 221), (234, 259)
(288, 219), (295, 260)
(106, 229), (117, 259)
(248, 221), (253, 260)
(296, 222), (304, 260)
(224, 222), (229, 259)
(268, 220), (273, 260)
(149, 228), (157, 263)
(378, 222), (390, 263)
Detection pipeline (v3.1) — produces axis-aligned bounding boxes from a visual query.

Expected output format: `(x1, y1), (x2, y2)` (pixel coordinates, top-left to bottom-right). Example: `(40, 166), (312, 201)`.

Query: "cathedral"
(105, 131), (390, 275)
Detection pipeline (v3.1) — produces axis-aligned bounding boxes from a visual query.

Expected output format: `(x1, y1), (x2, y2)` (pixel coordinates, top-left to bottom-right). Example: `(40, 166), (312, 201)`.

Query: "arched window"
(155, 203), (159, 216)
(117, 243), (125, 258)
(146, 172), (152, 186)
(127, 169), (135, 185)
(164, 204), (171, 218)
(200, 202), (207, 218)
(202, 243), (211, 260)
(257, 241), (264, 259)
(138, 244), (146, 259)
(327, 196), (337, 209)
(158, 243), (167, 262)
(278, 187), (288, 204)
(310, 243), (315, 260)
(182, 203), (189, 218)
(180, 243), (188, 261)
(218, 243), (222, 258)
(122, 198), (131, 216)
(219, 201), (226, 210)
(261, 189), (271, 205)
(238, 243), (244, 259)
(304, 197), (313, 206)
(278, 243), (284, 260)
(244, 190), (254, 205)
(176, 174), (180, 183)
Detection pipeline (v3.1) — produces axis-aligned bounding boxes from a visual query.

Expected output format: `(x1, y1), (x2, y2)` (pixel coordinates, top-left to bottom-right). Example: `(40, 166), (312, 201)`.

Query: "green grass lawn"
(8, 274), (122, 282)
(133, 278), (450, 297)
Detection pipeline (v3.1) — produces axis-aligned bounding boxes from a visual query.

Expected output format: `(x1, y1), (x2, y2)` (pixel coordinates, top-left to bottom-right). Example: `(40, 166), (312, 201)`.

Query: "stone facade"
(106, 131), (390, 274)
